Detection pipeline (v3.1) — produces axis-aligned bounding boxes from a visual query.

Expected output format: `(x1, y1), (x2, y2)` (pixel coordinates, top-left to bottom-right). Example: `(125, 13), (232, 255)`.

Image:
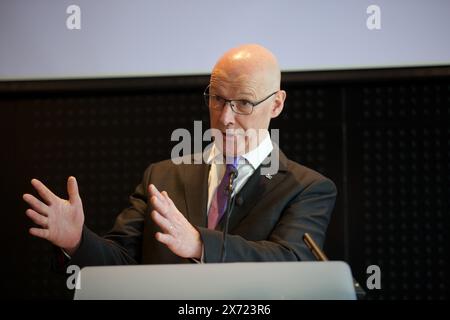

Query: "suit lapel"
(217, 147), (290, 232)
(183, 162), (210, 228)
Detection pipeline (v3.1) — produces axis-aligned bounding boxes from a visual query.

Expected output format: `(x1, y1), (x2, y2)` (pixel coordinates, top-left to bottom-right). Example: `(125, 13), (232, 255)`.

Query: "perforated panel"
(1, 74), (449, 300)
(275, 85), (342, 174)
(4, 90), (209, 298)
(347, 81), (450, 300)
(24, 92), (207, 231)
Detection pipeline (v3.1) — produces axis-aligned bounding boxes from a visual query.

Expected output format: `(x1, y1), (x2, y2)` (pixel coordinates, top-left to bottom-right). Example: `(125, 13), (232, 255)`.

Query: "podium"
(74, 261), (356, 300)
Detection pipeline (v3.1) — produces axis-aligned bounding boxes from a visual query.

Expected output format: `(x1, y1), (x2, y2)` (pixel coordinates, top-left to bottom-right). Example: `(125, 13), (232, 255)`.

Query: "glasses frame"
(203, 84), (279, 115)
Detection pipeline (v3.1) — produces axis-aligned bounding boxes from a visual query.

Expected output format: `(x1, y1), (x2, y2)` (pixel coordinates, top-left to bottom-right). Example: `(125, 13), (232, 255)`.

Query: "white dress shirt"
(204, 133), (274, 214)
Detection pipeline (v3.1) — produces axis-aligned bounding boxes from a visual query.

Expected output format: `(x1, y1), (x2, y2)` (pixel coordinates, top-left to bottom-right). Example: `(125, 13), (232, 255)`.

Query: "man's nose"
(219, 102), (235, 125)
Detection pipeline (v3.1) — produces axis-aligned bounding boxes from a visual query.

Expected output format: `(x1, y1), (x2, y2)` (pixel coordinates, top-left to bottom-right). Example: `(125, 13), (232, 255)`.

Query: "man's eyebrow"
(210, 88), (254, 100)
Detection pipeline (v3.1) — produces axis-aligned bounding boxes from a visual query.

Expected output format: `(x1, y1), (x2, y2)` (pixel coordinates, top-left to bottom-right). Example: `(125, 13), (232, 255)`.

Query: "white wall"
(1, 0), (449, 80)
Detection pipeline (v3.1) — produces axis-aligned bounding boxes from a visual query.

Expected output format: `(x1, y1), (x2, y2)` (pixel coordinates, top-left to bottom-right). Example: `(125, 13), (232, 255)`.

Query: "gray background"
(1, 0), (449, 80)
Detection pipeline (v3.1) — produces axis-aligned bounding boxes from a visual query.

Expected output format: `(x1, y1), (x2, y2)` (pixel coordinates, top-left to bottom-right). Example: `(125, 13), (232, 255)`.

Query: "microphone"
(303, 233), (328, 261)
(303, 233), (366, 300)
(220, 166), (239, 263)
(227, 167), (239, 193)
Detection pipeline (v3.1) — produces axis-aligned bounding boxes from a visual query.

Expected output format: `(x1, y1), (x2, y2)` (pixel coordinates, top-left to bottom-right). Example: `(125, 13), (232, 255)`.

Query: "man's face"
(208, 76), (276, 157)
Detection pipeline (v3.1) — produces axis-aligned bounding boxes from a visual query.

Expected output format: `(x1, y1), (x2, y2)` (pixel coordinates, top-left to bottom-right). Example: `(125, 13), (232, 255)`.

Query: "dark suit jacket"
(68, 149), (337, 268)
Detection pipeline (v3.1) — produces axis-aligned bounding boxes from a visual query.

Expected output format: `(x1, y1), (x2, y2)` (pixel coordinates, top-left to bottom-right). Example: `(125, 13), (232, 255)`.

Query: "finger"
(26, 209), (48, 228)
(67, 176), (80, 204)
(150, 195), (170, 218)
(29, 227), (50, 240)
(161, 191), (174, 206)
(155, 232), (173, 245)
(148, 184), (165, 203)
(151, 210), (173, 234)
(30, 179), (58, 205)
(22, 193), (50, 216)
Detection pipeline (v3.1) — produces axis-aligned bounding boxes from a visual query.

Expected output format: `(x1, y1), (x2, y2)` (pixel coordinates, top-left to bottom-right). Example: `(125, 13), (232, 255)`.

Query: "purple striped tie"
(208, 157), (239, 229)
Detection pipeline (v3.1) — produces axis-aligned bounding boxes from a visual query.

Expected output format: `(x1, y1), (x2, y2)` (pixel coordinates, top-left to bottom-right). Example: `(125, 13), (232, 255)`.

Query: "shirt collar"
(205, 133), (273, 170)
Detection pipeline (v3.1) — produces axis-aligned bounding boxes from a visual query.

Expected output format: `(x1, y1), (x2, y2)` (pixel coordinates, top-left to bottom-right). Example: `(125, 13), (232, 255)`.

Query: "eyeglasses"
(203, 85), (278, 115)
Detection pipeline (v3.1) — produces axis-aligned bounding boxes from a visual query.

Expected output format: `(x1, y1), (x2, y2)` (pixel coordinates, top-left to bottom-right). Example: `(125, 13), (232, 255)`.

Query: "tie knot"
(225, 156), (240, 169)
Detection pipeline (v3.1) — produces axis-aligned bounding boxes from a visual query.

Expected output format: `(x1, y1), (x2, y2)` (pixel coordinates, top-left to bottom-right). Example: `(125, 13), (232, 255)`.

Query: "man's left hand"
(148, 184), (202, 259)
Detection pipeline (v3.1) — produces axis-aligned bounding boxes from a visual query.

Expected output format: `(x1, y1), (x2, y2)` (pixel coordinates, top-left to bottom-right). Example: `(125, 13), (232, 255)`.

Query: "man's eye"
(237, 100), (253, 108)
(213, 96), (225, 103)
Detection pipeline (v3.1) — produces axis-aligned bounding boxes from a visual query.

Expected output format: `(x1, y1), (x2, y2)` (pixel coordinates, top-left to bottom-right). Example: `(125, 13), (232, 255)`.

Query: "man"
(22, 44), (337, 266)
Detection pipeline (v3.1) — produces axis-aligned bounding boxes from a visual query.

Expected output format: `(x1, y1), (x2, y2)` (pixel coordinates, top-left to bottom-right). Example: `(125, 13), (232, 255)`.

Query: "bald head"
(207, 44), (286, 156)
(210, 44), (281, 98)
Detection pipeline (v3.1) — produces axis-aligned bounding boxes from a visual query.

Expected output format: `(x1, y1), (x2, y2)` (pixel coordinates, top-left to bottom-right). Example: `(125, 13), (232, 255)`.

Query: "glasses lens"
(208, 95), (226, 110)
(203, 85), (254, 115)
(233, 101), (253, 114)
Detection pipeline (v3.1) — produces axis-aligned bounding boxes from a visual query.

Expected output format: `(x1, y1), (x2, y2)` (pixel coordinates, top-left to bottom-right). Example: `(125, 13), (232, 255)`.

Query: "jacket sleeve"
(198, 177), (337, 263)
(65, 165), (153, 268)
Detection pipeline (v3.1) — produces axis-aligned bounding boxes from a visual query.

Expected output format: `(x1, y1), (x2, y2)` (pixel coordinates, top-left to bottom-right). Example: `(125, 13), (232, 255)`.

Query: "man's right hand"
(23, 176), (85, 256)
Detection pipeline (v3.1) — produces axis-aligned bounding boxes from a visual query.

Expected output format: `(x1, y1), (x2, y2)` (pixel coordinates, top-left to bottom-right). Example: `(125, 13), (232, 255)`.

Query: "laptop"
(73, 261), (356, 300)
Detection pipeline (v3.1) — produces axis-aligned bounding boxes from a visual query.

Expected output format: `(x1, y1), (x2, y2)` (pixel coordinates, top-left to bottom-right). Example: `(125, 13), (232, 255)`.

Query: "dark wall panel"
(346, 81), (449, 300)
(1, 68), (448, 300)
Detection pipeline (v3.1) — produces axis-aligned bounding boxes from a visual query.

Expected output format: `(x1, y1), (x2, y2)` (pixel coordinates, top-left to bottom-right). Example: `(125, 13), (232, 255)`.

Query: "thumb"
(67, 176), (80, 204)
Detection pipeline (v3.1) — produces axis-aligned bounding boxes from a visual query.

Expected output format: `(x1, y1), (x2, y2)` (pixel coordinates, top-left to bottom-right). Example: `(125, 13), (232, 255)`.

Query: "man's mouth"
(223, 132), (236, 138)
(221, 130), (244, 137)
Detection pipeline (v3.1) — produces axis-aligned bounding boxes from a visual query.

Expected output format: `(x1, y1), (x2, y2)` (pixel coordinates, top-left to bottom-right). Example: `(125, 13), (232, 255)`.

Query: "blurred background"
(0, 0), (448, 299)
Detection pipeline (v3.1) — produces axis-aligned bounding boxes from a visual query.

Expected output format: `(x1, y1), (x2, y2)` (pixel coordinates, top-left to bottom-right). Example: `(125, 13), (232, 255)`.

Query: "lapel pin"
(265, 174), (273, 180)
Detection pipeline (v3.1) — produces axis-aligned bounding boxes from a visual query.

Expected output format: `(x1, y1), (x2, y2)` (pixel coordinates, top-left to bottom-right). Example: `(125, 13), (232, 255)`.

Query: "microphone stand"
(303, 233), (366, 300)
(220, 167), (238, 263)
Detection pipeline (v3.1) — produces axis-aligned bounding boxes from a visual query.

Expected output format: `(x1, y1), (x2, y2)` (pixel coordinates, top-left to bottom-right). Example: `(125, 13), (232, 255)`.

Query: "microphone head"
(230, 166), (239, 179)
(226, 166), (239, 194)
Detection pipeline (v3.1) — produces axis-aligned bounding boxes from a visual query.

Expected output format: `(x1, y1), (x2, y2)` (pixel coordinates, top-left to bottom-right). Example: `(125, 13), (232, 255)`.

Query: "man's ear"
(270, 90), (286, 119)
